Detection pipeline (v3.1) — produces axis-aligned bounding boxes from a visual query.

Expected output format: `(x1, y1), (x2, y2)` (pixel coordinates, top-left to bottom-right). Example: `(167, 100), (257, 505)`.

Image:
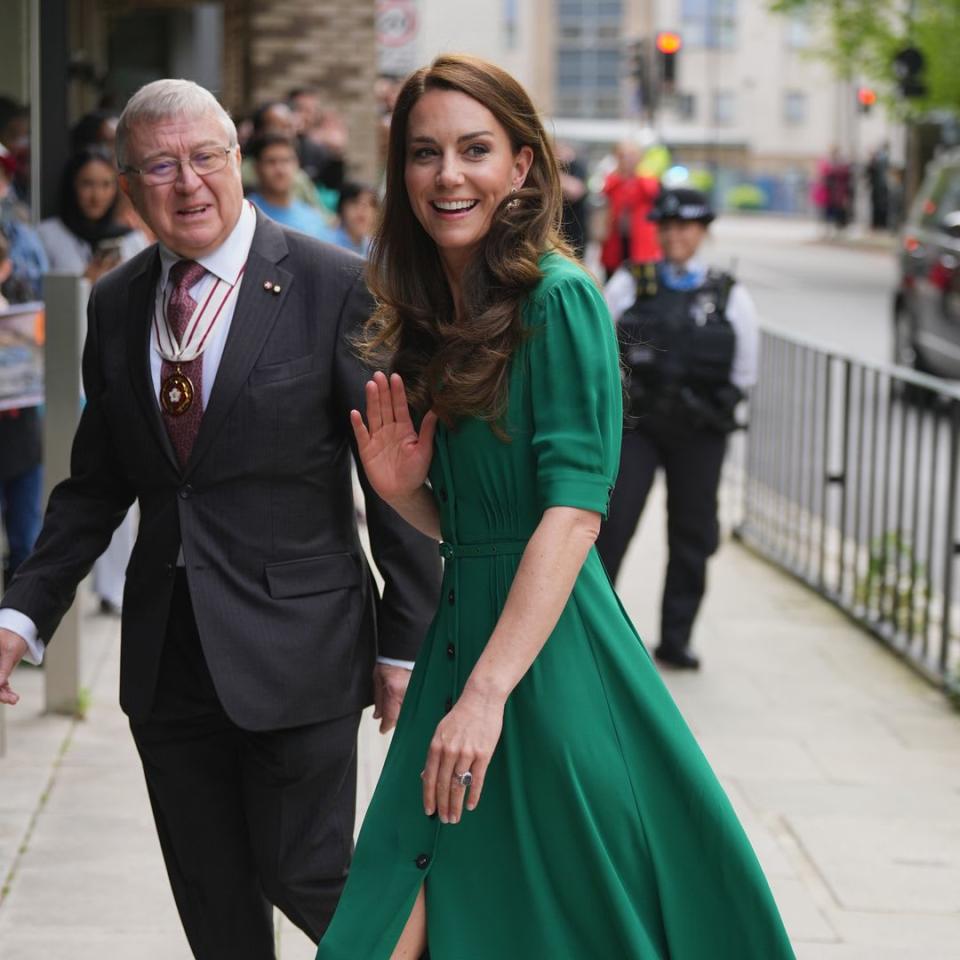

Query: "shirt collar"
(158, 199), (257, 289)
(658, 257), (707, 291)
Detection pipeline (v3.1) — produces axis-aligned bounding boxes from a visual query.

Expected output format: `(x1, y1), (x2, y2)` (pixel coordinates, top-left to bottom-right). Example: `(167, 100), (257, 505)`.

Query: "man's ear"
(119, 173), (132, 200)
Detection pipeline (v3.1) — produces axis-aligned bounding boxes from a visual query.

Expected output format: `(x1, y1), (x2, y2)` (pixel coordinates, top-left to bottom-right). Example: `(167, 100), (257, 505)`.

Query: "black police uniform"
(596, 188), (745, 670)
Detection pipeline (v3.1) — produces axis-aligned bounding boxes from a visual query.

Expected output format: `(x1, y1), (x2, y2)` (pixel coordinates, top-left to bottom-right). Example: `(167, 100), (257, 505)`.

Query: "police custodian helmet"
(648, 187), (715, 225)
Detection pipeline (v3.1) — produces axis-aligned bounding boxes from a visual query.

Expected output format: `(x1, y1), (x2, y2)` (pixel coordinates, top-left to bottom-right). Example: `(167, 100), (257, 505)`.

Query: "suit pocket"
(264, 553), (361, 599)
(248, 354), (314, 387)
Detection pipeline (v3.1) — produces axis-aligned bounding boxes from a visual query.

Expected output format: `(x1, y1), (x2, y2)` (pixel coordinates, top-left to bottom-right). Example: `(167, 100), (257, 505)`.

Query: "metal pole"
(853, 365), (868, 606)
(836, 359), (852, 600)
(908, 405), (926, 647)
(922, 407), (940, 657)
(818, 353), (831, 589)
(940, 401), (959, 679)
(893, 391), (910, 631)
(41, 274), (89, 716)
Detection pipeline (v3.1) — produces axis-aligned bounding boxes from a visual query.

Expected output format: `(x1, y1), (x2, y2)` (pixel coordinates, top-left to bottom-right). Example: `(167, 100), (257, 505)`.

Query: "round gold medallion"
(161, 370), (195, 416)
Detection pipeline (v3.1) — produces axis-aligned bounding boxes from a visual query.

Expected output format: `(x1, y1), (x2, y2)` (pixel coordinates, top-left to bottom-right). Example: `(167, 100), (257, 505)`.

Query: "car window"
(918, 164), (960, 230)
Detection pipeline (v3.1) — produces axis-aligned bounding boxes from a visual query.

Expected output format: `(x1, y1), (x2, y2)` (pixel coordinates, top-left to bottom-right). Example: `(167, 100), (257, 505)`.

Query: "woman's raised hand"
(350, 372), (438, 505)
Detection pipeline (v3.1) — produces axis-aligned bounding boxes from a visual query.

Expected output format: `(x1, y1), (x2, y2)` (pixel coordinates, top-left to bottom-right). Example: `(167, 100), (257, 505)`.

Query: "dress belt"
(438, 539), (527, 560)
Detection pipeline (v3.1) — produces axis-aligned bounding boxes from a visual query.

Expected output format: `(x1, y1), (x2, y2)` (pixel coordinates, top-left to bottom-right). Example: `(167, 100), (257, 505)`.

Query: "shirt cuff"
(0, 608), (44, 665)
(376, 655), (415, 670)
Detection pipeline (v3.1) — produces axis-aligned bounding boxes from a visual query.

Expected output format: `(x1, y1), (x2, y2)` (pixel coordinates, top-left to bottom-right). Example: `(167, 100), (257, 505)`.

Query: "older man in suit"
(0, 79), (440, 959)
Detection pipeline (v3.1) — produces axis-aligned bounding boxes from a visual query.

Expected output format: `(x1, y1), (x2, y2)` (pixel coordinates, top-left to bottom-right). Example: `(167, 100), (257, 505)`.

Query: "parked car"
(894, 147), (960, 378)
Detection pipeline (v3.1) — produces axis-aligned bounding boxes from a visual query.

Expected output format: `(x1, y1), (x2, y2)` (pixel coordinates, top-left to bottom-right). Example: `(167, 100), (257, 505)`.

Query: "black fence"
(734, 329), (960, 699)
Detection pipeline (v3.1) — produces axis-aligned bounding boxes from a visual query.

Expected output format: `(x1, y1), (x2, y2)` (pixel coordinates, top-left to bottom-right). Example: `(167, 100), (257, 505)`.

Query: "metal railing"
(733, 328), (960, 699)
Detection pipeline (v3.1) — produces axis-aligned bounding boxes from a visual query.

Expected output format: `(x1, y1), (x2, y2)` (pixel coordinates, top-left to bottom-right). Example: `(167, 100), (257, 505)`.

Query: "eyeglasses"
(123, 146), (236, 185)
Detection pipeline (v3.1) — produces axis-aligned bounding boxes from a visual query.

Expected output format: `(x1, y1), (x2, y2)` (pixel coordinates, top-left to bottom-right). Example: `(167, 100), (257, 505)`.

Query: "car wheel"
(891, 303), (941, 407)
(893, 303), (919, 369)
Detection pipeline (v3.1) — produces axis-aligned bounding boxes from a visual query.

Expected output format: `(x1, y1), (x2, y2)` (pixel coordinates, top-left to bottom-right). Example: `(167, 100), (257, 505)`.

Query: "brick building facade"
(70, 0), (379, 181)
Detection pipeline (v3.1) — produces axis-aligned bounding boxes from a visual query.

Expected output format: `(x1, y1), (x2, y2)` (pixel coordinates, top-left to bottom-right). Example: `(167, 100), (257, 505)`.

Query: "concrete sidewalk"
(1, 479), (959, 959)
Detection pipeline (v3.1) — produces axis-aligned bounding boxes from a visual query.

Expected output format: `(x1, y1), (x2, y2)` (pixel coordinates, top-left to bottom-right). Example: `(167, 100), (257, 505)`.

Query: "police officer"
(597, 187), (759, 670)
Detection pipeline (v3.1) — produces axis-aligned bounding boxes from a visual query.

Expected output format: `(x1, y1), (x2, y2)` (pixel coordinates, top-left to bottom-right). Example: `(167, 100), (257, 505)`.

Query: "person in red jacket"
(600, 142), (661, 279)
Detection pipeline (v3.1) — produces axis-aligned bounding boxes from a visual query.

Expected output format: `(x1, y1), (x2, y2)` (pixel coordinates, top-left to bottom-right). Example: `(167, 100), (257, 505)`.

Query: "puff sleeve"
(525, 271), (623, 517)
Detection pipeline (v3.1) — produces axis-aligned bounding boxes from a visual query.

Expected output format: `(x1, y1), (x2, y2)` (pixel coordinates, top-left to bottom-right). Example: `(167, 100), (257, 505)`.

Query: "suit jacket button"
(447, 589), (455, 605)
(415, 853), (430, 869)
(179, 484), (192, 499)
(165, 562), (175, 577)
(446, 643), (455, 659)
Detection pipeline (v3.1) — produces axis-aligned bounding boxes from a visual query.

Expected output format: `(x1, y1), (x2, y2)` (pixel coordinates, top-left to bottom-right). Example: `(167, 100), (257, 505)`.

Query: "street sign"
(377, 0), (419, 75)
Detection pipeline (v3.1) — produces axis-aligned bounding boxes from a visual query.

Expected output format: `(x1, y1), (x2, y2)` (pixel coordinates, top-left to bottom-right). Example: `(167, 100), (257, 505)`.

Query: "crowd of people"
(813, 142), (905, 236)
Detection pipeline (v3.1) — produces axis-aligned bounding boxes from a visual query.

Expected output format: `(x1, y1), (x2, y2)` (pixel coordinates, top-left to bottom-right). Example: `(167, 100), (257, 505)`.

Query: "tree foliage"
(770, 0), (960, 113)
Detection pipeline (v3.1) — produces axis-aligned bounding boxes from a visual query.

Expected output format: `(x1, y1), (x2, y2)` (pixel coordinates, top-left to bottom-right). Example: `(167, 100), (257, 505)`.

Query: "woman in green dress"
(317, 54), (795, 960)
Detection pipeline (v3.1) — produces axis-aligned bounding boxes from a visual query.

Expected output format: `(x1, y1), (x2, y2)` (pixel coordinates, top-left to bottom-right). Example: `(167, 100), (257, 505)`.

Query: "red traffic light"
(655, 31), (683, 55)
(857, 86), (877, 107)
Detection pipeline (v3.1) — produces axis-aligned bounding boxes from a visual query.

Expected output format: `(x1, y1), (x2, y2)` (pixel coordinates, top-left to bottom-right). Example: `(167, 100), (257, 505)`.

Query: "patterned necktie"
(161, 259), (207, 467)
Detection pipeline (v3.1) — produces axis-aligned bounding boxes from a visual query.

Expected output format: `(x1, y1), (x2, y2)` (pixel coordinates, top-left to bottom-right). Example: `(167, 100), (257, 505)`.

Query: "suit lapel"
(184, 215), (291, 474)
(126, 250), (180, 472)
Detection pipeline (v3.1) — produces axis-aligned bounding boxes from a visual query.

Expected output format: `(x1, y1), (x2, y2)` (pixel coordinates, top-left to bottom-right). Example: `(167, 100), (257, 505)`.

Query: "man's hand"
(0, 629), (28, 706)
(372, 662), (413, 734)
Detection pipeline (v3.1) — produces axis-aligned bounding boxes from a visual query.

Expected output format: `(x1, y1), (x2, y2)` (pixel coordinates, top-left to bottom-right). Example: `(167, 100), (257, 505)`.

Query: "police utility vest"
(617, 266), (741, 433)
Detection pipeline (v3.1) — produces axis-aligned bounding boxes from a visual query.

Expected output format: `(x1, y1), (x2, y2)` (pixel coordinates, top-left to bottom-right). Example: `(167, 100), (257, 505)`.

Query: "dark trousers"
(1, 463), (43, 583)
(131, 572), (361, 960)
(596, 418), (727, 653)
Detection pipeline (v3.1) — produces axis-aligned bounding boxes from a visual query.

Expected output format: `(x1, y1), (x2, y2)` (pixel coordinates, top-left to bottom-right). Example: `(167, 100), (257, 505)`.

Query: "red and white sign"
(377, 0), (418, 73)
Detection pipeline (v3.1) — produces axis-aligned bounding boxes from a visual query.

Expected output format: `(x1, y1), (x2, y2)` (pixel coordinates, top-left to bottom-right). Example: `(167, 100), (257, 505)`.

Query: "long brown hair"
(362, 54), (571, 431)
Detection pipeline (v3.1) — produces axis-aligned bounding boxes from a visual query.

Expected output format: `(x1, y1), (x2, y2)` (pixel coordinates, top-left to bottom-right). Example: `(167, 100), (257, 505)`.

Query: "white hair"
(116, 79), (237, 167)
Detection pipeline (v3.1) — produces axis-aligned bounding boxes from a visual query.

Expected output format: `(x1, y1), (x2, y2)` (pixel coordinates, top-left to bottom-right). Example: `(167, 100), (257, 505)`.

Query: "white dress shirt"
(4, 201), (413, 670)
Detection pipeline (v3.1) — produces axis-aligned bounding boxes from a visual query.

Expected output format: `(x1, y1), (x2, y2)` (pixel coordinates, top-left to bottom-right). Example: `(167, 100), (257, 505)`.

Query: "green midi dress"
(317, 254), (795, 959)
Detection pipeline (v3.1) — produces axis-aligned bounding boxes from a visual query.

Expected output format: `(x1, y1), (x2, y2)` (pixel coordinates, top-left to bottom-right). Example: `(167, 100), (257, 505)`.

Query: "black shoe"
(654, 646), (700, 670)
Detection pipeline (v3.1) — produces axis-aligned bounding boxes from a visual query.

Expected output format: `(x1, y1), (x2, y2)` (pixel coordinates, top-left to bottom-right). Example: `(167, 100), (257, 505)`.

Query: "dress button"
(447, 589), (455, 605)
(440, 488), (448, 502)
(444, 697), (453, 713)
(415, 853), (430, 869)
(446, 643), (455, 659)
(178, 484), (193, 500)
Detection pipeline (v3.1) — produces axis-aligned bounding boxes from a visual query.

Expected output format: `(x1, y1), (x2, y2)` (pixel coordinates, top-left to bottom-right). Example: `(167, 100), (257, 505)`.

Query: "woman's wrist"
(462, 672), (511, 708)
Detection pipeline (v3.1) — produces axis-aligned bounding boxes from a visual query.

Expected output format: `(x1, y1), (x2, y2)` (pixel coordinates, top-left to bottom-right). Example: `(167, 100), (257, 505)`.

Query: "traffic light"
(629, 39), (652, 113)
(893, 46), (927, 98)
(655, 31), (682, 94)
(857, 86), (877, 114)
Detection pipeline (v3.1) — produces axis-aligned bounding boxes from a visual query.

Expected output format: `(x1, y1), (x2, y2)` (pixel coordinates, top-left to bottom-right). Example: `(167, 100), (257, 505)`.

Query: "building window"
(681, 0), (737, 49)
(784, 90), (807, 125)
(554, 0), (624, 118)
(674, 92), (697, 121)
(786, 11), (812, 49)
(504, 0), (519, 49)
(712, 89), (735, 125)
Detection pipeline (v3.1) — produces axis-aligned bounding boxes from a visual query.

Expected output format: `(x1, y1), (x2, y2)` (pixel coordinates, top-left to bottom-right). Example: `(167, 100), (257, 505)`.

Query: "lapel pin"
(263, 280), (274, 291)
(271, 285), (282, 294)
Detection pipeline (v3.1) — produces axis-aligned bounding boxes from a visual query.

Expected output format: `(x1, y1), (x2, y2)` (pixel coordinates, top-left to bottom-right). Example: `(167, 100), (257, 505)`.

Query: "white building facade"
(376, 0), (899, 213)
